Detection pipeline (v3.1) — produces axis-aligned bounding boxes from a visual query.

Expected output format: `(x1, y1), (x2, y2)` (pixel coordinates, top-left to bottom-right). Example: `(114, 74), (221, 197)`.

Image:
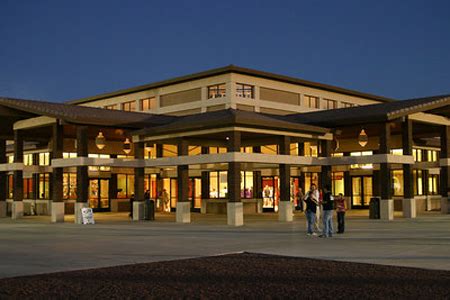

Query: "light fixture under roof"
(358, 129), (368, 147)
(123, 138), (132, 154)
(95, 132), (106, 150)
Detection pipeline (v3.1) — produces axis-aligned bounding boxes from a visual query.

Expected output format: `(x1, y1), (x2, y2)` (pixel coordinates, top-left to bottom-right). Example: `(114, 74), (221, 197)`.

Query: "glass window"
(342, 102), (354, 108)
(209, 171), (228, 198)
(304, 95), (319, 109)
(63, 173), (77, 199)
(240, 147), (253, 153)
(209, 147), (227, 154)
(39, 173), (50, 199)
(304, 142), (318, 157)
(392, 170), (404, 196)
(208, 84), (226, 99)
(39, 152), (50, 166)
(413, 149), (423, 162)
(236, 83), (254, 99)
(240, 171), (253, 198)
(144, 174), (158, 199)
(261, 145), (278, 155)
(427, 150), (438, 162)
(105, 104), (118, 110)
(117, 174), (135, 198)
(88, 154), (110, 171)
(23, 178), (33, 199)
(391, 149), (403, 155)
(304, 173), (319, 194)
(332, 172), (344, 196)
(163, 145), (178, 157)
(8, 174), (13, 198)
(140, 97), (156, 111)
(413, 170), (423, 196)
(8, 155), (14, 164)
(122, 101), (136, 112)
(63, 152), (77, 159)
(350, 151), (373, 169)
(23, 154), (33, 166)
(428, 174), (439, 195)
(188, 146), (201, 156)
(324, 99), (337, 109)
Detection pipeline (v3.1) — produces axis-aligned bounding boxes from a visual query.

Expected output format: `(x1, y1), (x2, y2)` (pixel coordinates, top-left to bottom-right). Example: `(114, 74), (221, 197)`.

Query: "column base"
(200, 199), (207, 214)
(227, 202), (243, 226)
(133, 201), (145, 221)
(380, 199), (394, 220)
(402, 198), (416, 218)
(0, 202), (6, 218)
(11, 202), (24, 220)
(176, 202), (191, 223)
(441, 197), (450, 214)
(278, 201), (293, 222)
(51, 202), (65, 223)
(256, 199), (263, 214)
(74, 202), (88, 224)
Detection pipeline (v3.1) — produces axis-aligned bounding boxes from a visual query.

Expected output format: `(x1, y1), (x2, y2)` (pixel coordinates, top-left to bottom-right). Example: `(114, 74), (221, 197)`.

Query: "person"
(304, 185), (319, 236)
(296, 188), (304, 211)
(161, 189), (170, 212)
(320, 185), (334, 238)
(335, 193), (346, 234)
(144, 190), (150, 201)
(306, 184), (321, 231)
(129, 193), (135, 218)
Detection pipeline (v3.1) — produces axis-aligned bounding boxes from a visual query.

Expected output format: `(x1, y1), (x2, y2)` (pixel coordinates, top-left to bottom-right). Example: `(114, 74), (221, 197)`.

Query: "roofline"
(67, 65), (395, 105)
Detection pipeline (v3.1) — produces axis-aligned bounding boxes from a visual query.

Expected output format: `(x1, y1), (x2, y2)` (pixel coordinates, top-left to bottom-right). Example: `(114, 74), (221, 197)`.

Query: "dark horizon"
(1, 0), (449, 102)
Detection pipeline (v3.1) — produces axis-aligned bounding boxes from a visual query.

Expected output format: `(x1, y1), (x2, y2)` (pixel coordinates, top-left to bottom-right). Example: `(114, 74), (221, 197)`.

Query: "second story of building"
(69, 65), (393, 116)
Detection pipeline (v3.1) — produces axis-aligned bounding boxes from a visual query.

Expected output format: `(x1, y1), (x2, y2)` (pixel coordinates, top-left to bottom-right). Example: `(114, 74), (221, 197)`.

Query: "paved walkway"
(0, 211), (449, 278)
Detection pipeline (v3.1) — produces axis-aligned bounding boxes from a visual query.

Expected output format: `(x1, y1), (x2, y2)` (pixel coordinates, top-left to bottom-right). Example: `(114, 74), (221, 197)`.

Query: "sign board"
(81, 208), (95, 225)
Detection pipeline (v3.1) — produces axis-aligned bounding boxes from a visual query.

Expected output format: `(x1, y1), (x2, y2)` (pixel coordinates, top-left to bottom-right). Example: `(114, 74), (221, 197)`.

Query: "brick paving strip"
(0, 252), (449, 299)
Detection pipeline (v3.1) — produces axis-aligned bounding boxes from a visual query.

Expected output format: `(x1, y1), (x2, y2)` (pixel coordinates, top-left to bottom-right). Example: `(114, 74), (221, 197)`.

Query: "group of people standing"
(297, 183), (346, 237)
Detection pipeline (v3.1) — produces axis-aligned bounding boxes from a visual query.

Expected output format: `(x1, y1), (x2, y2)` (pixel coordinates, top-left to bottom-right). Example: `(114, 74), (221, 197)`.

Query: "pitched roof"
(133, 108), (330, 137)
(282, 94), (450, 127)
(0, 97), (176, 128)
(68, 65), (395, 105)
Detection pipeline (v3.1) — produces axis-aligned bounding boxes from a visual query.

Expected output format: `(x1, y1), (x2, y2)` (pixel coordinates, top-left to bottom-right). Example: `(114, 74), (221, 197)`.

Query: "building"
(0, 65), (449, 226)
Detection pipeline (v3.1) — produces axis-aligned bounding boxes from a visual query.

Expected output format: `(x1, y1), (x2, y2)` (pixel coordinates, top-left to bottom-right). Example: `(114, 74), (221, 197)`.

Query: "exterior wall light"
(358, 129), (368, 147)
(123, 138), (132, 154)
(95, 132), (106, 150)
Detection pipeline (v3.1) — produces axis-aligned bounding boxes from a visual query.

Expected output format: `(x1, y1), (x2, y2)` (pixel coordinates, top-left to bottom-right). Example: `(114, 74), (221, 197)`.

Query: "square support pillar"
(320, 140), (332, 191)
(0, 139), (6, 218)
(12, 130), (24, 219)
(279, 136), (292, 222)
(75, 126), (89, 224)
(134, 142), (145, 221)
(380, 123), (393, 220)
(176, 139), (190, 223)
(227, 131), (243, 226)
(440, 126), (450, 214)
(402, 118), (416, 218)
(51, 122), (65, 223)
(200, 147), (209, 214)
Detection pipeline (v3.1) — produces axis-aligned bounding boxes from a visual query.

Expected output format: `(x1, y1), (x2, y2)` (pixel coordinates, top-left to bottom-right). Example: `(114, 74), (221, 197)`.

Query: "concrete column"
(227, 131), (243, 226)
(440, 126), (450, 214)
(343, 152), (352, 210)
(0, 139), (6, 217)
(133, 142), (145, 221)
(12, 130), (24, 219)
(75, 126), (89, 224)
(51, 122), (65, 222)
(253, 146), (263, 213)
(200, 147), (209, 214)
(320, 140), (332, 190)
(176, 139), (190, 223)
(278, 136), (292, 222)
(380, 123), (394, 220)
(402, 118), (416, 218)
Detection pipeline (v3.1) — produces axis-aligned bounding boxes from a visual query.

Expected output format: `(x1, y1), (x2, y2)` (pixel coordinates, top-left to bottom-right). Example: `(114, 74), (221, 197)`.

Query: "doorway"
(189, 177), (202, 212)
(351, 176), (372, 208)
(89, 179), (110, 211)
(262, 176), (279, 212)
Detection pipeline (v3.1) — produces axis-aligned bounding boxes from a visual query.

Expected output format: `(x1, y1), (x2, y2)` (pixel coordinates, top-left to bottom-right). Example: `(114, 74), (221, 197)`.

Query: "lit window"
(39, 173), (50, 199)
(427, 150), (439, 162)
(140, 97), (156, 111)
(63, 152), (77, 159)
(208, 84), (226, 99)
(88, 154), (111, 171)
(236, 83), (254, 99)
(117, 174), (135, 198)
(261, 145), (278, 155)
(428, 174), (439, 195)
(63, 173), (77, 199)
(391, 149), (403, 155)
(304, 95), (319, 109)
(39, 152), (50, 166)
(23, 154), (33, 166)
(209, 171), (228, 198)
(413, 170), (423, 196)
(122, 101), (136, 112)
(304, 142), (318, 157)
(350, 151), (373, 169)
(332, 172), (345, 195)
(392, 170), (404, 196)
(240, 171), (254, 198)
(105, 104), (118, 110)
(413, 149), (423, 162)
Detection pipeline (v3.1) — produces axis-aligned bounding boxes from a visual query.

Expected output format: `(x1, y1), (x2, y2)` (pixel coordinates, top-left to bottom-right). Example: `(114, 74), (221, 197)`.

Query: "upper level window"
(413, 148), (423, 162)
(39, 152), (50, 166)
(427, 150), (439, 162)
(324, 99), (337, 109)
(304, 95), (319, 109)
(236, 83), (254, 99)
(342, 102), (354, 108)
(23, 154), (33, 166)
(140, 97), (156, 111)
(105, 104), (118, 110)
(122, 101), (136, 112)
(208, 84), (226, 99)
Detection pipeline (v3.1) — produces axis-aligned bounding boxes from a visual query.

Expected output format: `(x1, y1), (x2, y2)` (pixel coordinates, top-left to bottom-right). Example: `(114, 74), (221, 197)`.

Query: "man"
(307, 184), (321, 231)
(295, 187), (304, 211)
(320, 185), (334, 238)
(161, 189), (170, 212)
(335, 193), (346, 234)
(304, 184), (319, 236)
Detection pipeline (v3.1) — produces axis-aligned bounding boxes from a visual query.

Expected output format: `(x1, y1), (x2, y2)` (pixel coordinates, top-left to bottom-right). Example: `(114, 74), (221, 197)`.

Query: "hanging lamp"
(358, 128), (368, 147)
(95, 132), (106, 150)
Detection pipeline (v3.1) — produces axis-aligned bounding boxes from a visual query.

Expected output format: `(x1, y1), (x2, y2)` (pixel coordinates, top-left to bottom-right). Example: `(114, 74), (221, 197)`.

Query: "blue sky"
(0, 0), (449, 102)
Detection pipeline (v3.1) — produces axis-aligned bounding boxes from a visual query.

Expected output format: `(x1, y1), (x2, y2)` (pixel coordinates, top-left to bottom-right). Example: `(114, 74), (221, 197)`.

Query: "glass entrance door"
(262, 176), (279, 212)
(89, 179), (110, 211)
(189, 177), (202, 212)
(351, 176), (372, 208)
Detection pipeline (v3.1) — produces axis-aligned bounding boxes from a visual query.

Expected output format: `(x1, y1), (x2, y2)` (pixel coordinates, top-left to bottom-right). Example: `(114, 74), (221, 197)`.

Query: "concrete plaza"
(0, 211), (449, 278)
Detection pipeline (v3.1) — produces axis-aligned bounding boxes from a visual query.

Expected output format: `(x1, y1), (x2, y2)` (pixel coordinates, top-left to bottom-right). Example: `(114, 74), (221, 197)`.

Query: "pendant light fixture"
(123, 138), (132, 154)
(95, 131), (106, 150)
(358, 128), (368, 147)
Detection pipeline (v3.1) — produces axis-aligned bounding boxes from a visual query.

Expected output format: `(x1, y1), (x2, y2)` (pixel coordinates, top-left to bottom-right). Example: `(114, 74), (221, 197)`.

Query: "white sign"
(81, 208), (95, 225)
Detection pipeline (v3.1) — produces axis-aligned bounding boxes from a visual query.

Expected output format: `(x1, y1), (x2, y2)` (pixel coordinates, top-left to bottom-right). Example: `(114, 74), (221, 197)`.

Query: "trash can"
(369, 197), (380, 219)
(144, 199), (155, 221)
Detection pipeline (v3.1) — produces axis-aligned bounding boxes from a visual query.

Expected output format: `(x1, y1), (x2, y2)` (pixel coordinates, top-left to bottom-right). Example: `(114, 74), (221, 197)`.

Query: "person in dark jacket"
(304, 184), (318, 236)
(320, 185), (334, 238)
